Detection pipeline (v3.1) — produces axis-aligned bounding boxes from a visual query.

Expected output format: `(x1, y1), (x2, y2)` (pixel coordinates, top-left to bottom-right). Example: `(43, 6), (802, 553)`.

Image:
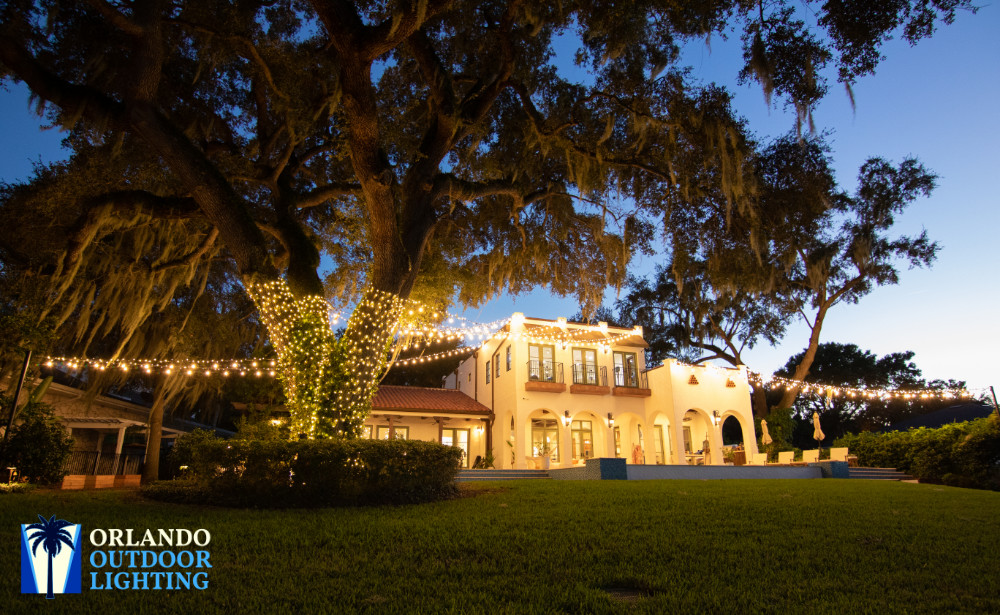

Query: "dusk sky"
(1, 6), (997, 391)
(459, 6), (1000, 392)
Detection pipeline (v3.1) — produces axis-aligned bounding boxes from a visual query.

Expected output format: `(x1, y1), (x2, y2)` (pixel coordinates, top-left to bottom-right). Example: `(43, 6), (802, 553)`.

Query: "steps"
(457, 469), (550, 482)
(848, 467), (915, 481)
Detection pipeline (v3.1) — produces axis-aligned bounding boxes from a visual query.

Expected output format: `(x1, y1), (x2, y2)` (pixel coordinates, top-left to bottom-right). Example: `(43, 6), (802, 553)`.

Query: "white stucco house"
(368, 313), (759, 469)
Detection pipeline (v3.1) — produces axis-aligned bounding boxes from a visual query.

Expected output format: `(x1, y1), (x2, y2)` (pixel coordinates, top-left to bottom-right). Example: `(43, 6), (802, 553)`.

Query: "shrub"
(1, 401), (74, 484)
(145, 432), (463, 507)
(835, 414), (1000, 490)
(0, 482), (34, 495)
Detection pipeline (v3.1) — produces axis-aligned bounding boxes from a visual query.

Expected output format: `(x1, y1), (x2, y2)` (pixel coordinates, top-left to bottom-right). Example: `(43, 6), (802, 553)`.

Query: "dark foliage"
(1, 400), (74, 484)
(836, 415), (1000, 490)
(143, 429), (463, 507)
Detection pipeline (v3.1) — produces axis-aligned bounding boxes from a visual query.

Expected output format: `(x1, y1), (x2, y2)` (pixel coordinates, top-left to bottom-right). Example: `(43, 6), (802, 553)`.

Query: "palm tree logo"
(25, 515), (76, 599)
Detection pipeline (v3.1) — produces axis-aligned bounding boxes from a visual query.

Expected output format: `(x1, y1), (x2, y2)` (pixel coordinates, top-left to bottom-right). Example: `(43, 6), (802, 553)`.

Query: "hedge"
(142, 430), (463, 507)
(835, 414), (1000, 490)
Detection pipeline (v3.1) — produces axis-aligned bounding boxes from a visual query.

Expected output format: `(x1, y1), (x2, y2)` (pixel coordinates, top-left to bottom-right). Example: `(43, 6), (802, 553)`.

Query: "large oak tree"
(0, 0), (972, 436)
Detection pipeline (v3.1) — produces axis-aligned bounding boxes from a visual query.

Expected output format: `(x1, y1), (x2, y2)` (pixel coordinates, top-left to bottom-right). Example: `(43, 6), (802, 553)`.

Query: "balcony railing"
(613, 366), (648, 389)
(571, 364), (607, 387)
(526, 360), (563, 384)
(64, 451), (145, 476)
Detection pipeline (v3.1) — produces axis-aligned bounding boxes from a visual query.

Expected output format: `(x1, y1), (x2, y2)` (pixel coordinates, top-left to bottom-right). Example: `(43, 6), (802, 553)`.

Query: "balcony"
(612, 367), (651, 397)
(525, 360), (565, 393)
(570, 364), (609, 395)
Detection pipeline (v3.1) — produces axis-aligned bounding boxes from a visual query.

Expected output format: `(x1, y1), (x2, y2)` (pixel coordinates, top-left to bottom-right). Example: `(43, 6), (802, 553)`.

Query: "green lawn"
(3, 480), (998, 614)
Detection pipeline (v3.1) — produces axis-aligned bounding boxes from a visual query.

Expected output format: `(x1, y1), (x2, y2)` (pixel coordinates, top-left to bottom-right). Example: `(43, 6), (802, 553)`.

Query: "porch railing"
(612, 366), (649, 389)
(526, 360), (563, 383)
(572, 364), (607, 386)
(64, 451), (145, 476)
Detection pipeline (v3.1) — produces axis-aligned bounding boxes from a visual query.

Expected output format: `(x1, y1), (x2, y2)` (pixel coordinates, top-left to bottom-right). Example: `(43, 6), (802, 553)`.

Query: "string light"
(750, 372), (973, 400)
(43, 356), (279, 377)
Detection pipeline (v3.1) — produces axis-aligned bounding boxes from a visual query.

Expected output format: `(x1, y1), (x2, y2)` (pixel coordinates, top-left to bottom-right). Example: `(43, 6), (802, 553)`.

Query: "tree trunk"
(142, 386), (166, 484)
(774, 305), (829, 410)
(752, 384), (769, 419)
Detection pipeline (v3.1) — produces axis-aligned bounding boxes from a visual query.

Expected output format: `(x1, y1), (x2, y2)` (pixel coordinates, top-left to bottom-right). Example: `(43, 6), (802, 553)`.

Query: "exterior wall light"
(563, 410), (571, 426)
(607, 412), (615, 428)
(712, 410), (721, 426)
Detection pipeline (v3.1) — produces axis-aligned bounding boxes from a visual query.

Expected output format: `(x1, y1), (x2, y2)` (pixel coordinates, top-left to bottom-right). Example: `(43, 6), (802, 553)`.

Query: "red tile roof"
(372, 385), (492, 415)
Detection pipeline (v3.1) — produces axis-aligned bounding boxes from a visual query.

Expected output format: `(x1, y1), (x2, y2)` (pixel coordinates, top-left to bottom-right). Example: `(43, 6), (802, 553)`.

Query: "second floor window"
(613, 351), (638, 387)
(495, 355), (501, 379)
(572, 348), (598, 384)
(528, 343), (556, 381)
(506, 345), (511, 371)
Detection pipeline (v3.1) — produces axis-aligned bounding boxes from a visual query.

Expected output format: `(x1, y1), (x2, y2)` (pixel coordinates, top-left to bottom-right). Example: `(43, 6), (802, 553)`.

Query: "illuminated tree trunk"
(142, 386), (166, 484)
(246, 279), (403, 438)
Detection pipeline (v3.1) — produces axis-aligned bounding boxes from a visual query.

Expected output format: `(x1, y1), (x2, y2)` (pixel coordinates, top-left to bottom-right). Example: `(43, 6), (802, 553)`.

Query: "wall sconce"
(563, 410), (571, 427)
(475, 425), (484, 436)
(712, 410), (721, 427)
(607, 412), (615, 428)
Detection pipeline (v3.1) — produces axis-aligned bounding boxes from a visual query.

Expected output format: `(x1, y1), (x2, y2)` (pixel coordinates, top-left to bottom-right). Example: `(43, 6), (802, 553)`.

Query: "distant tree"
(569, 306), (625, 328)
(380, 337), (466, 388)
(762, 136), (938, 410)
(776, 342), (967, 442)
(644, 133), (938, 415)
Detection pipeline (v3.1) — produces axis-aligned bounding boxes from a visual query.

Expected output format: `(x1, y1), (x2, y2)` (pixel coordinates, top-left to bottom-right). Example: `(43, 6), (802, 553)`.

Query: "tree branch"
(84, 0), (144, 37)
(150, 228), (220, 272)
(293, 183), (362, 209)
(0, 38), (126, 131)
(315, 0), (456, 61)
(166, 17), (290, 101)
(509, 81), (672, 183)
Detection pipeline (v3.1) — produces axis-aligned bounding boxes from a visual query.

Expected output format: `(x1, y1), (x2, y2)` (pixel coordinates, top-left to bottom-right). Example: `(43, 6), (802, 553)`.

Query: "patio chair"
(802, 449), (819, 463)
(751, 453), (767, 465)
(829, 447), (849, 462)
(777, 451), (794, 464)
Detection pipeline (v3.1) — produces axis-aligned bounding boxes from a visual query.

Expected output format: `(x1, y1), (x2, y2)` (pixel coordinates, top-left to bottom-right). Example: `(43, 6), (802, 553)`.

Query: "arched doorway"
(567, 410), (606, 464)
(525, 409), (562, 467)
(720, 410), (758, 460)
(613, 412), (646, 463)
(648, 411), (674, 464)
(681, 408), (719, 465)
(722, 415), (744, 446)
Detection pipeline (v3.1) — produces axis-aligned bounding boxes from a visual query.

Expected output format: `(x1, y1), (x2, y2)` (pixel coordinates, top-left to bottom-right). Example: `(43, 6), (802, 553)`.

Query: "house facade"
(414, 313), (760, 469)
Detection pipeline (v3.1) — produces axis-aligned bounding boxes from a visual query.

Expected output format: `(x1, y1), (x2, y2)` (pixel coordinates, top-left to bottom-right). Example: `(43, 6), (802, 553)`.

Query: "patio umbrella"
(760, 419), (772, 445)
(812, 412), (825, 444)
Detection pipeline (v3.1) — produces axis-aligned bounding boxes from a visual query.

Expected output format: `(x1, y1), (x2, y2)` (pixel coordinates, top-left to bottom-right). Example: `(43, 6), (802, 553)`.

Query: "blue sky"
(1, 6), (997, 391)
(459, 6), (1000, 391)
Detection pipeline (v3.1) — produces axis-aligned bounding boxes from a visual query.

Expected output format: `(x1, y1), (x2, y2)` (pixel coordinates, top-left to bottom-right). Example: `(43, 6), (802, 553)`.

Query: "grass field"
(2, 480), (998, 614)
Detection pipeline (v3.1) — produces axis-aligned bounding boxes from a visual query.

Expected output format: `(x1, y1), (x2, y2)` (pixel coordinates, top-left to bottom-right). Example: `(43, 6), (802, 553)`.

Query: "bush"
(835, 414), (1000, 490)
(144, 431), (463, 507)
(1, 400), (74, 484)
(0, 482), (34, 495)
